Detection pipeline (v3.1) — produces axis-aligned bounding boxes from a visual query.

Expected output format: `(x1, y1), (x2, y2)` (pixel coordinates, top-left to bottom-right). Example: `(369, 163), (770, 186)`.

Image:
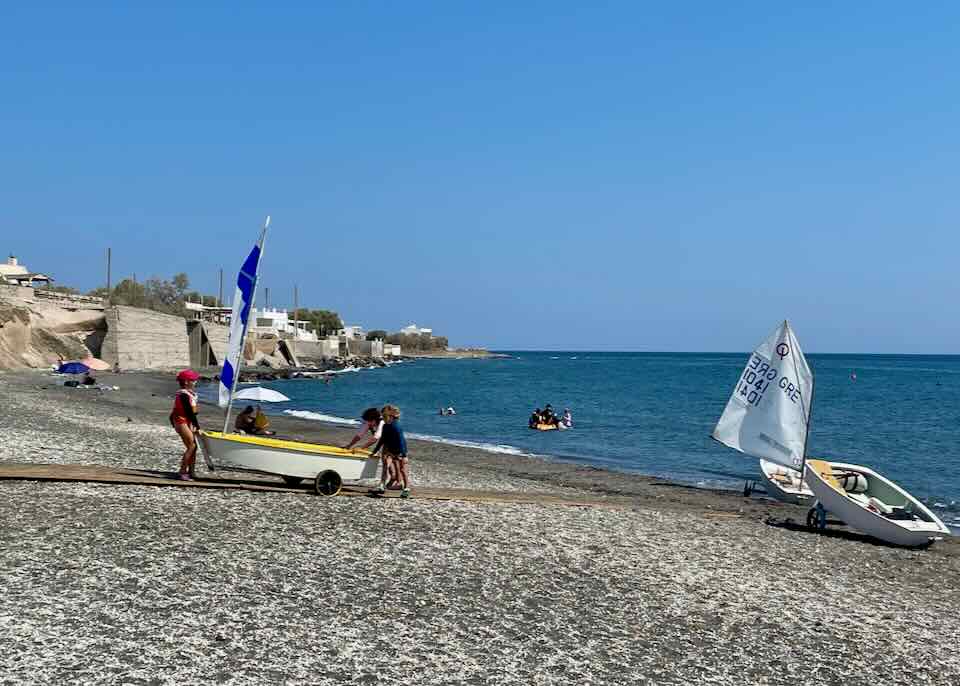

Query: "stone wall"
(101, 306), (189, 370)
(292, 339), (339, 363)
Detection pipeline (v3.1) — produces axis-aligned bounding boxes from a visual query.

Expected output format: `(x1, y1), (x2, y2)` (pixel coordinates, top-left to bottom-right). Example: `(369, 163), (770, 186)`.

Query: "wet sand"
(1, 369), (958, 685)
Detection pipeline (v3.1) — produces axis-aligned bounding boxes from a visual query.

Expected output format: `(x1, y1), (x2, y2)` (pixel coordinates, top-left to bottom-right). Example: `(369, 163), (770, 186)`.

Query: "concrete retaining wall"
(101, 306), (189, 370)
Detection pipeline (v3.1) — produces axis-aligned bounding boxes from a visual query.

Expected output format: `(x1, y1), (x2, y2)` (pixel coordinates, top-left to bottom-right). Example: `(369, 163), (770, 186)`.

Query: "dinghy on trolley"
(200, 431), (377, 495)
(713, 320), (948, 546)
(197, 217), (378, 496)
(805, 460), (949, 547)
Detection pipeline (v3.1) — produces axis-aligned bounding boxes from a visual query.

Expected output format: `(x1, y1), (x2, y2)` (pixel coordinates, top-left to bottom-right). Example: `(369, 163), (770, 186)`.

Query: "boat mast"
(788, 320), (814, 480)
(222, 215), (270, 433)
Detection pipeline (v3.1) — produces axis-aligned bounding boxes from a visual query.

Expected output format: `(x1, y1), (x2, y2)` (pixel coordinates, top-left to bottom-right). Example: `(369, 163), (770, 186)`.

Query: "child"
(369, 404), (410, 498)
(343, 407), (384, 451)
(170, 369), (201, 480)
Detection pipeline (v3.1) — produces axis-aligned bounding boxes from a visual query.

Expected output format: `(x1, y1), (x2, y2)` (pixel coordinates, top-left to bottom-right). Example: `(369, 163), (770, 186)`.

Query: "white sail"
(712, 320), (813, 471)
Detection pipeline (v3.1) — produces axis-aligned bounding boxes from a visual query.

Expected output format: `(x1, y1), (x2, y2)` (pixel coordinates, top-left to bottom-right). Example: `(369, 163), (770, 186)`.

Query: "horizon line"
(483, 349), (960, 357)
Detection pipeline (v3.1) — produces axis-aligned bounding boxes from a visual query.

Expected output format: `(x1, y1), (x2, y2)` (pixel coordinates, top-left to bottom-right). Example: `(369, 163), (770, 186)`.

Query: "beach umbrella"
(81, 357), (111, 371)
(57, 362), (90, 375)
(233, 386), (290, 403)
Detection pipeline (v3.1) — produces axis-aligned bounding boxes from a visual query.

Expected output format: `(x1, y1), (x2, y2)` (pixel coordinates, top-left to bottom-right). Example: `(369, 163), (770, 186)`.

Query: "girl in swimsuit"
(170, 369), (201, 480)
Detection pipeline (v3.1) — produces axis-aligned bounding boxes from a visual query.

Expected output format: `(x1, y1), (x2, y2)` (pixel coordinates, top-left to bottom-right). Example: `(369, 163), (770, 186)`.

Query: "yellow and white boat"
(199, 431), (378, 495)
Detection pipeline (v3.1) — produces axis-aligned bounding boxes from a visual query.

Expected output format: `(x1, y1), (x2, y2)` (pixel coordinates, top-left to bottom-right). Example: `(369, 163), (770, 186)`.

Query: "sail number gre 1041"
(738, 354), (802, 407)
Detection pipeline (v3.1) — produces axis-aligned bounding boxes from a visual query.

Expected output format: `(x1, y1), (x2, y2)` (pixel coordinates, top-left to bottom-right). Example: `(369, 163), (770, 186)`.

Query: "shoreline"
(2, 368), (960, 684)
(12, 368), (960, 529)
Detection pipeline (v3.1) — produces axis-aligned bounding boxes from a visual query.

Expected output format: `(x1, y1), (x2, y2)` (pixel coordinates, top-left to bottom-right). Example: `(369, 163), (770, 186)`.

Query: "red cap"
(176, 369), (200, 382)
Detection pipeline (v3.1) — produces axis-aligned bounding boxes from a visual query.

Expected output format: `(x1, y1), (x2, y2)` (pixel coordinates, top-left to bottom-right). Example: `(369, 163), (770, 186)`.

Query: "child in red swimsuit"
(170, 369), (201, 480)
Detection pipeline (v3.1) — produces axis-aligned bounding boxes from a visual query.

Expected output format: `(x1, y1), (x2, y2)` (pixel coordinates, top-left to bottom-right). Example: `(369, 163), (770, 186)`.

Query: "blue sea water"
(226, 352), (960, 524)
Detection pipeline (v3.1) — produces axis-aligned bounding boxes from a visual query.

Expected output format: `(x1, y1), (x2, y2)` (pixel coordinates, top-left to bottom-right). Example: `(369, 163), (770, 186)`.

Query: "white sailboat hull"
(758, 459), (816, 505)
(805, 460), (950, 547)
(199, 431), (379, 482)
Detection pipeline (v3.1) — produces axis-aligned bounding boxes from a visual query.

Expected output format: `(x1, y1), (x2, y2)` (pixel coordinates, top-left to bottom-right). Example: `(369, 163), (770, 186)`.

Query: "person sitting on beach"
(170, 369), (201, 480)
(343, 407), (384, 452)
(369, 404), (410, 498)
(252, 407), (275, 436)
(235, 406), (256, 434)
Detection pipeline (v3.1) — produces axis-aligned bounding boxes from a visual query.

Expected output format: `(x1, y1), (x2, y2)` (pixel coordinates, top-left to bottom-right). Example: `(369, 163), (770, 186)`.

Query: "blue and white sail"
(218, 217), (270, 408)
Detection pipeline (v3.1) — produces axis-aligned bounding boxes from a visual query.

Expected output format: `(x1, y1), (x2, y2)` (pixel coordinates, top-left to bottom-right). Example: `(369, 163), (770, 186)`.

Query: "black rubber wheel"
(314, 470), (342, 496)
(281, 475), (303, 487)
(806, 507), (818, 530)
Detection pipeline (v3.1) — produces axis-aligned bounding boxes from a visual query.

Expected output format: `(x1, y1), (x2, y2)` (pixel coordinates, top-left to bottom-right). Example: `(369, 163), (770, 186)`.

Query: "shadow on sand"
(763, 516), (933, 550)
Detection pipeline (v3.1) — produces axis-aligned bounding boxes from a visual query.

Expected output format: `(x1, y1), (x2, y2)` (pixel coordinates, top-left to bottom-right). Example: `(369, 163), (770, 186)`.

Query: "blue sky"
(2, 2), (958, 352)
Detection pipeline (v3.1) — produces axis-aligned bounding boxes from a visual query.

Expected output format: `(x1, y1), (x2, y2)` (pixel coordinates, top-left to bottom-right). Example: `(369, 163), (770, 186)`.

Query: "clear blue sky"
(2, 2), (958, 353)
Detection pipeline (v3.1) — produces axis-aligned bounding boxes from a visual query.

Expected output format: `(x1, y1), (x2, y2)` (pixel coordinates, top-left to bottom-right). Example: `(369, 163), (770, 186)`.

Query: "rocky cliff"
(0, 298), (105, 369)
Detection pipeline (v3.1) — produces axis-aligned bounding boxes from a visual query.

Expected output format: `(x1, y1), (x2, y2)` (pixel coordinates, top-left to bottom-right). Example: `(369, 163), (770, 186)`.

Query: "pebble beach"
(1, 370), (959, 685)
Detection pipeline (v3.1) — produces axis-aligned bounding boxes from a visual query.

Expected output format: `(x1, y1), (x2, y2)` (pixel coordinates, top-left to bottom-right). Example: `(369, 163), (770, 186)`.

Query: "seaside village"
(0, 253), (451, 373)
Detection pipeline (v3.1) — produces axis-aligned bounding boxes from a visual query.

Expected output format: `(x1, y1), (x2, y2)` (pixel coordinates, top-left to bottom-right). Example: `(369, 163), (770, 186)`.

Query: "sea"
(223, 352), (960, 529)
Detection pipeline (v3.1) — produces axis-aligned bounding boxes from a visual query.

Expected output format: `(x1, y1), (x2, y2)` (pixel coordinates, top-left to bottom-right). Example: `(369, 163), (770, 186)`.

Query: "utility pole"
(265, 287), (269, 309)
(218, 268), (223, 307)
(106, 248), (112, 294)
(292, 284), (299, 361)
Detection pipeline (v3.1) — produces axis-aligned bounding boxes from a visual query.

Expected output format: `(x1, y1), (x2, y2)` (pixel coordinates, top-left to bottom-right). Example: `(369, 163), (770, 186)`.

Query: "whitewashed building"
(337, 325), (365, 340)
(399, 323), (432, 337)
(0, 255), (53, 287)
(251, 307), (317, 341)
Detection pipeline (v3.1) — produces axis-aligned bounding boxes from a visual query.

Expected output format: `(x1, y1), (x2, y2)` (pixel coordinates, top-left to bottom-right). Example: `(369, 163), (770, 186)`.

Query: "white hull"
(758, 459), (816, 504)
(199, 431), (378, 482)
(805, 460), (950, 547)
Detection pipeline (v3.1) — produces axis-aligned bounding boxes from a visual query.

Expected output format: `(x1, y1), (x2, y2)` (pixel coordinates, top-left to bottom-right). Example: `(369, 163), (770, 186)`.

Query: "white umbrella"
(233, 386), (290, 403)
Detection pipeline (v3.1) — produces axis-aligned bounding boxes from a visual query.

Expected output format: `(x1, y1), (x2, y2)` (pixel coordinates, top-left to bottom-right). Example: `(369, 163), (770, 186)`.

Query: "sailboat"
(198, 217), (379, 496)
(712, 320), (822, 505)
(713, 321), (950, 546)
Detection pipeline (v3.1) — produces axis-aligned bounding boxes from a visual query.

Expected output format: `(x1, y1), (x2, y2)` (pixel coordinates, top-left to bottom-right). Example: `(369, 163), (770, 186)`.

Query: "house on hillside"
(0, 255), (53, 287)
(399, 323), (432, 337)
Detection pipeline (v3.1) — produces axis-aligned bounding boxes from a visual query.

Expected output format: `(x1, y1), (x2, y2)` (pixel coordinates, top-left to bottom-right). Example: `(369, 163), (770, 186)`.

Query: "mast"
(786, 320), (814, 479)
(222, 215), (270, 433)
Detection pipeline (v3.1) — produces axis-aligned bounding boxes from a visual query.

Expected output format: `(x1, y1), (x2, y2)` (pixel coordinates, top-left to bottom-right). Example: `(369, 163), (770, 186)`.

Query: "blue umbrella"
(58, 362), (90, 374)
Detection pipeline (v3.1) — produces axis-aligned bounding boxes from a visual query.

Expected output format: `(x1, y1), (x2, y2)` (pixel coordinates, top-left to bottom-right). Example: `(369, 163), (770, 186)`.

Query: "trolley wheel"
(806, 504), (827, 531)
(314, 470), (342, 496)
(281, 475), (303, 487)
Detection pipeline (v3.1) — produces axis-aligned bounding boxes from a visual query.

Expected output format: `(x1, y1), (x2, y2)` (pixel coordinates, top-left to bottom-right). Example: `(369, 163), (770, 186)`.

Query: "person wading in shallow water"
(170, 369), (201, 480)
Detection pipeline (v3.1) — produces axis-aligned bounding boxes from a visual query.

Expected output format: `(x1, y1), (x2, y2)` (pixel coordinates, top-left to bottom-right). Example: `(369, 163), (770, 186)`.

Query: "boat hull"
(199, 431), (378, 482)
(758, 459), (817, 505)
(804, 460), (950, 547)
